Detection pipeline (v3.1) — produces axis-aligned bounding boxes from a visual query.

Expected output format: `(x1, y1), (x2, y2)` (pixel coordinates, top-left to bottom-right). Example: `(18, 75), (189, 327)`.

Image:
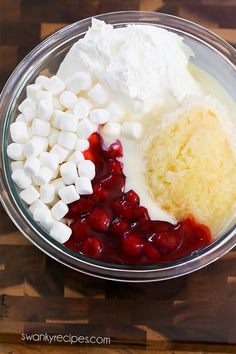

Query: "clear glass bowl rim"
(0, 11), (236, 282)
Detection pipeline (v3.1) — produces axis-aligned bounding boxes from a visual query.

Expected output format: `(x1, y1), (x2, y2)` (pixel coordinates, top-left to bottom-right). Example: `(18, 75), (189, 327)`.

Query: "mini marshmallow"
(75, 176), (93, 195)
(107, 102), (124, 122)
(57, 131), (77, 150)
(74, 138), (89, 152)
(26, 84), (41, 100)
(58, 111), (78, 132)
(23, 136), (48, 157)
(77, 118), (97, 139)
(40, 183), (56, 204)
(51, 200), (68, 221)
(33, 207), (55, 231)
(121, 121), (143, 139)
(11, 161), (24, 172)
(66, 71), (92, 93)
(102, 121), (121, 138)
(60, 161), (78, 185)
(29, 199), (48, 214)
(20, 185), (40, 205)
(33, 166), (54, 186)
(19, 98), (37, 123)
(39, 152), (59, 171)
(48, 127), (60, 147)
(24, 156), (41, 177)
(59, 90), (78, 109)
(68, 150), (84, 164)
(12, 168), (32, 189)
(7, 143), (25, 160)
(10, 121), (29, 143)
(88, 83), (109, 104)
(33, 205), (49, 220)
(90, 108), (109, 124)
(78, 160), (95, 180)
(37, 99), (53, 121)
(50, 144), (69, 164)
(50, 222), (72, 243)
(52, 110), (62, 129)
(44, 75), (65, 95)
(50, 178), (65, 194)
(22, 105), (37, 123)
(31, 119), (51, 137)
(36, 90), (53, 102)
(35, 75), (49, 88)
(53, 96), (63, 110)
(58, 185), (80, 204)
(48, 195), (60, 208)
(15, 114), (26, 123)
(18, 98), (35, 113)
(73, 97), (91, 120)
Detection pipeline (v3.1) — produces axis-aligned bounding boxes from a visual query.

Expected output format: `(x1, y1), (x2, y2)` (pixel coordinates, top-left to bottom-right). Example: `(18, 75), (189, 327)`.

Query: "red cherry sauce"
(65, 133), (212, 264)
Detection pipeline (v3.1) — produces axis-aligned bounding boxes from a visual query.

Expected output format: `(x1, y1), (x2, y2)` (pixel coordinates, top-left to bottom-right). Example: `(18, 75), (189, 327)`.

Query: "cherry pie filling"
(65, 133), (212, 264)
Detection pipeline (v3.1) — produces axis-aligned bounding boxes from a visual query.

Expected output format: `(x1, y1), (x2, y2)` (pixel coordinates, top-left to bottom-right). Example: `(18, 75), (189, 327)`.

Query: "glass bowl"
(1, 11), (236, 282)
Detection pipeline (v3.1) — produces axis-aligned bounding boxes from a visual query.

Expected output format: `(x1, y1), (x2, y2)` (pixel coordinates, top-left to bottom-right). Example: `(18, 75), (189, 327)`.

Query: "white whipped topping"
(58, 18), (201, 116)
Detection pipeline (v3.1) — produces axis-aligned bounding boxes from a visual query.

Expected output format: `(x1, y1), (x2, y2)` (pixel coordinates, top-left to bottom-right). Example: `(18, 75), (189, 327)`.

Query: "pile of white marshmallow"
(7, 71), (143, 243)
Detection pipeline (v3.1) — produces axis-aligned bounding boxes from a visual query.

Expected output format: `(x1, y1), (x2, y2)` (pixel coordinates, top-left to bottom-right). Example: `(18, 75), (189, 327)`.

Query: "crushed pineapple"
(145, 96), (236, 234)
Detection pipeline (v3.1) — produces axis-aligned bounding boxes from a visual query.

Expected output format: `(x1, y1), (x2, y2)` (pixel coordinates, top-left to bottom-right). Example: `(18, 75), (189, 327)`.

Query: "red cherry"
(137, 219), (152, 233)
(121, 233), (144, 257)
(111, 219), (129, 236)
(133, 206), (149, 221)
(106, 160), (123, 175)
(93, 183), (109, 202)
(66, 132), (212, 265)
(87, 208), (110, 232)
(111, 199), (133, 220)
(82, 237), (102, 257)
(143, 243), (161, 261)
(71, 219), (89, 241)
(154, 233), (179, 253)
(106, 141), (123, 158)
(111, 199), (122, 214)
(89, 133), (101, 147)
(102, 174), (125, 190)
(120, 202), (133, 220)
(151, 221), (173, 234)
(67, 197), (96, 217)
(124, 190), (140, 206)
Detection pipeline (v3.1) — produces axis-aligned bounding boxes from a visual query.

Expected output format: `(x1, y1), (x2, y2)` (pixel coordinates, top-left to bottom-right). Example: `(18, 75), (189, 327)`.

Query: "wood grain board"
(1, 0), (236, 353)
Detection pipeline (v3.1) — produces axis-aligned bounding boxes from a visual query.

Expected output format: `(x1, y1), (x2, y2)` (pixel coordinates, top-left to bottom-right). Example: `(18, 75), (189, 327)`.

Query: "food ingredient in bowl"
(65, 133), (212, 264)
(145, 96), (236, 234)
(58, 18), (200, 117)
(8, 19), (232, 264)
(9, 19), (199, 239)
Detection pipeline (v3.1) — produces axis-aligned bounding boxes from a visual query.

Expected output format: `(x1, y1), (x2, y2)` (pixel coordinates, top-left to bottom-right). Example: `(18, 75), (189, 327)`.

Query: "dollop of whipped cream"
(58, 18), (201, 116)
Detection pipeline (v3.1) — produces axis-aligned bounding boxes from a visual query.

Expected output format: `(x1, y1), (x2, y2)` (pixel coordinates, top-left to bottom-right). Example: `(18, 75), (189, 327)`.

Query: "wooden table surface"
(1, 1), (236, 353)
